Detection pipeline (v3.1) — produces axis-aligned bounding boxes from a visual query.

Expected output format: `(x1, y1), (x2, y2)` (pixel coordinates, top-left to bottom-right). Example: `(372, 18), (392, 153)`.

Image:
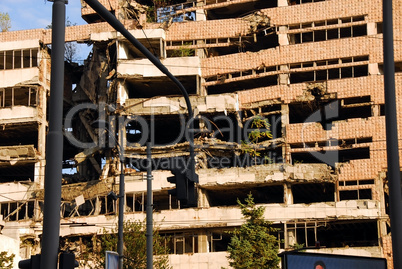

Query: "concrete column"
(197, 230), (209, 253)
(369, 63), (380, 75)
(287, 227), (296, 247)
(198, 188), (210, 208)
(281, 104), (290, 163)
(195, 2), (206, 59)
(367, 22), (377, 35)
(195, 9), (206, 21)
(195, 1), (206, 22)
(372, 104), (381, 117)
(278, 26), (289, 46)
(278, 0), (289, 7)
(37, 85), (47, 187)
(279, 65), (290, 85)
(284, 183), (293, 205)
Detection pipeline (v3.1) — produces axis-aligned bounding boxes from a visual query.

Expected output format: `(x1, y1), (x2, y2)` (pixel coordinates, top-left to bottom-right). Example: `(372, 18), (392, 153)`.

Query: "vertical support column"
(197, 230), (209, 253)
(279, 65), (290, 85)
(195, 1), (207, 21)
(284, 183), (293, 205)
(278, 0), (289, 7)
(278, 26), (289, 46)
(195, 0), (207, 96)
(37, 86), (47, 187)
(281, 104), (290, 163)
(286, 225), (296, 248)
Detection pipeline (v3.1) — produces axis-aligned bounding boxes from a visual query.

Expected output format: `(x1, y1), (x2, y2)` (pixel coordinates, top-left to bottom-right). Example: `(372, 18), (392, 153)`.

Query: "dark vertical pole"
(146, 142), (153, 269)
(117, 126), (125, 269)
(41, 1), (66, 268)
(383, 1), (402, 268)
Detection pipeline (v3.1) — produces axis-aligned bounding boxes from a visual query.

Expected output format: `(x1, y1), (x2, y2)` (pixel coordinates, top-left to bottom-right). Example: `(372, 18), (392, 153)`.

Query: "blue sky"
(1, 0), (93, 62)
(1, 0), (87, 31)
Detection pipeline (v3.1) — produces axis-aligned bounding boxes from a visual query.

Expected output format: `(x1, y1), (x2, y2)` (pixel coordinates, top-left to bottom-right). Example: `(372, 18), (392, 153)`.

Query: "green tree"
(241, 116), (273, 163)
(81, 220), (171, 269)
(226, 194), (280, 269)
(0, 12), (11, 32)
(0, 251), (15, 269)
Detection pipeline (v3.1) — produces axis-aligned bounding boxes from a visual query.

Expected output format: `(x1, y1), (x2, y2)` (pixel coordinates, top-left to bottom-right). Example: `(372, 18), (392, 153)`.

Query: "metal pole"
(41, 0), (66, 268)
(146, 142), (153, 269)
(83, 0), (197, 183)
(382, 1), (402, 268)
(117, 127), (125, 269)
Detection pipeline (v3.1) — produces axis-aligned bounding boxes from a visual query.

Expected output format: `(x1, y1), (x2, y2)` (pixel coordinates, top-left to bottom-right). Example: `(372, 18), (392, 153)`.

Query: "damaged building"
(0, 0), (400, 268)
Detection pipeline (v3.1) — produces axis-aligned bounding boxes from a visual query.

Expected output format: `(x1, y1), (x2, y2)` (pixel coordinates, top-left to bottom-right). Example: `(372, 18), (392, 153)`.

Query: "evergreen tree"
(227, 194), (280, 269)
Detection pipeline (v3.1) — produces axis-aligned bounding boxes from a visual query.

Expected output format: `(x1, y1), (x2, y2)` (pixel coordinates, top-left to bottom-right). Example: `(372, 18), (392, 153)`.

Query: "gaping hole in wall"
(0, 163), (35, 182)
(126, 114), (186, 147)
(206, 113), (241, 143)
(239, 35), (279, 53)
(291, 183), (335, 204)
(207, 75), (277, 94)
(204, 184), (284, 207)
(0, 124), (38, 147)
(78, 199), (97, 216)
(125, 75), (197, 98)
(206, 1), (277, 20)
(316, 220), (378, 247)
(289, 103), (325, 124)
(120, 39), (164, 59)
(202, 144), (282, 169)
